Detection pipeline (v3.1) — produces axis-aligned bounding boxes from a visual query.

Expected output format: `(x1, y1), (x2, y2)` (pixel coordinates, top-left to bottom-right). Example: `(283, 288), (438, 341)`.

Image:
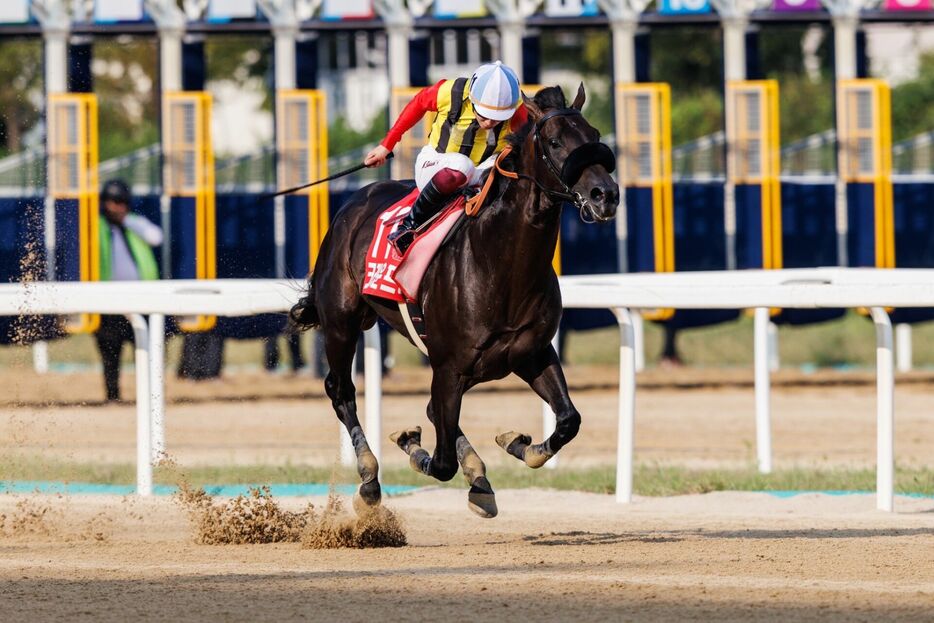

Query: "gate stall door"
(616, 83), (674, 320)
(48, 93), (100, 333)
(164, 91), (216, 331)
(838, 79), (894, 270)
(278, 89), (329, 276)
(728, 80), (781, 271)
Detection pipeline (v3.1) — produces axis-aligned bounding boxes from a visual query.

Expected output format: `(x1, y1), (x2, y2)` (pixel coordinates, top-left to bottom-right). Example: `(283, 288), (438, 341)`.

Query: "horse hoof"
(389, 426), (422, 451)
(353, 479), (382, 516)
(495, 431), (531, 456)
(467, 476), (497, 519)
(356, 448), (379, 483)
(523, 448), (551, 469)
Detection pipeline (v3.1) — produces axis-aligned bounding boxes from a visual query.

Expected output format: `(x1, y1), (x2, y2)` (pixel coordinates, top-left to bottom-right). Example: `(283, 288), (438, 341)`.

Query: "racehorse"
(290, 84), (619, 517)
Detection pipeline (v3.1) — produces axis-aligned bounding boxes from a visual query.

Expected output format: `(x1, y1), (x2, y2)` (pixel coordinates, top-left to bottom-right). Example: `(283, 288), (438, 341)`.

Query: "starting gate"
(47, 93), (100, 333)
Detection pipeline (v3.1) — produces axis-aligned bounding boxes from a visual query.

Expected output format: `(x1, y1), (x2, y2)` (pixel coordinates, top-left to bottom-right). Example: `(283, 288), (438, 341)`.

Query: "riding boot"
(389, 178), (451, 255)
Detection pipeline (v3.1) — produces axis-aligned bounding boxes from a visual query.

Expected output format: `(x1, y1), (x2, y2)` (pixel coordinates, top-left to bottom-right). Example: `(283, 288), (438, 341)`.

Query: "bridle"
(524, 108), (617, 222)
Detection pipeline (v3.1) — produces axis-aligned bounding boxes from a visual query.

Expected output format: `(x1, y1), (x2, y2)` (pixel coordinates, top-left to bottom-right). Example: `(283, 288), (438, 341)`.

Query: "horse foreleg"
(389, 370), (463, 483)
(497, 345), (580, 469)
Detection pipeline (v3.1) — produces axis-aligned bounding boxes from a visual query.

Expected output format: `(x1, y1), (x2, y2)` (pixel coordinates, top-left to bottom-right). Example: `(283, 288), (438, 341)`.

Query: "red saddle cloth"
(362, 188), (465, 303)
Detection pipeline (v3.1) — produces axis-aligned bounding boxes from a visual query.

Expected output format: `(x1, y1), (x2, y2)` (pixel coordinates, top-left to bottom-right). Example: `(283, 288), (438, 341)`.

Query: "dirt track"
(3, 368), (934, 469)
(3, 365), (934, 621)
(2, 489), (933, 622)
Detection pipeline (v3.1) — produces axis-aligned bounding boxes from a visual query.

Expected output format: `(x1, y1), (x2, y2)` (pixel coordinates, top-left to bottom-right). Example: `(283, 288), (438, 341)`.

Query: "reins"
(465, 107), (615, 222)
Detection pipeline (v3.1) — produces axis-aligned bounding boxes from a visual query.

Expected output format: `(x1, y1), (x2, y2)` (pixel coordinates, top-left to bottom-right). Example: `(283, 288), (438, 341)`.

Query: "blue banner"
(658, 0), (712, 15)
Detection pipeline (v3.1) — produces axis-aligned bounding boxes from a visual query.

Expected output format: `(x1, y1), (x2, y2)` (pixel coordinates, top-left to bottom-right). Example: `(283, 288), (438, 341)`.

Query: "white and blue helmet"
(468, 61), (521, 121)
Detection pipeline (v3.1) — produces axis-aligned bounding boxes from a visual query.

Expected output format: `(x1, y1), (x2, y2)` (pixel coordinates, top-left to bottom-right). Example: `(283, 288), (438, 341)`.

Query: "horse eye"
(548, 139), (561, 149)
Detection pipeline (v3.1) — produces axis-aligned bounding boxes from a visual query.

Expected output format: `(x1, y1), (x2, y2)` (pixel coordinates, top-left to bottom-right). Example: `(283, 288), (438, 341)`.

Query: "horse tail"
(289, 274), (320, 331)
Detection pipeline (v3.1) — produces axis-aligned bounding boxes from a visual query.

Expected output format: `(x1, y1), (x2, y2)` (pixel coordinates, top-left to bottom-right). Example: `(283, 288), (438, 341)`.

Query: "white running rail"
(2, 267), (931, 511)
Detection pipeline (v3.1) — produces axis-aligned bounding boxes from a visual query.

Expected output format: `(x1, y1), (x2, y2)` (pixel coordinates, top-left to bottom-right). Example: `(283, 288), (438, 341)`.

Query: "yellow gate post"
(164, 91), (216, 331)
(48, 93), (100, 333)
(616, 82), (674, 320)
(277, 89), (329, 270)
(838, 79), (894, 269)
(727, 80), (782, 270)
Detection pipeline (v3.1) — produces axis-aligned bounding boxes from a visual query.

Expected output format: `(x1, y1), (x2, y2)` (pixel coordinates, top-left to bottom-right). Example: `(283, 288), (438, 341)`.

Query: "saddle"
(360, 149), (512, 353)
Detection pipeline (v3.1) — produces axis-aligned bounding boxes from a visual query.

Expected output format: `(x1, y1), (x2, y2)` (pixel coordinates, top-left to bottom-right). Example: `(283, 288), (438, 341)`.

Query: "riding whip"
(261, 152), (394, 199)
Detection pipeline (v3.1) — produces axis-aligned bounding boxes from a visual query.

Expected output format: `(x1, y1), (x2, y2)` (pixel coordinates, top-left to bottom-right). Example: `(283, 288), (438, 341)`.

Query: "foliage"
(328, 113), (388, 155)
(92, 37), (160, 161)
(670, 89), (723, 143)
(891, 52), (934, 142)
(205, 35), (273, 109)
(775, 72), (834, 143)
(0, 39), (43, 155)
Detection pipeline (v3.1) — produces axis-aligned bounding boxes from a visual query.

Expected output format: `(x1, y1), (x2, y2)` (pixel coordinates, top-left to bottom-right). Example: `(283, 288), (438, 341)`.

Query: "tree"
(0, 40), (43, 155)
(891, 52), (934, 142)
(92, 37), (160, 160)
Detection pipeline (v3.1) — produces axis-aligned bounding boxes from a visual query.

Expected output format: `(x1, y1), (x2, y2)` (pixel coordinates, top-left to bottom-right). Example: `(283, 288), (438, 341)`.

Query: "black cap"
(101, 179), (131, 205)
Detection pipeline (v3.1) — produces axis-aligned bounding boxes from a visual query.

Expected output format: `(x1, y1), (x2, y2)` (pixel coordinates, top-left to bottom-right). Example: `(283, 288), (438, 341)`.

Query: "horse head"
(518, 84), (619, 223)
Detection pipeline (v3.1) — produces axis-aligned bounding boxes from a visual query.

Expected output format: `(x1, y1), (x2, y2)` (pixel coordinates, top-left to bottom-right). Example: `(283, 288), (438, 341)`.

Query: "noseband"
(531, 108), (616, 222)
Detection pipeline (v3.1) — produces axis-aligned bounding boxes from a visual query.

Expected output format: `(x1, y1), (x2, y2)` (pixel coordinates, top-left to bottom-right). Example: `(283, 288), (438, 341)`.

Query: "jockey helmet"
(468, 61), (521, 122)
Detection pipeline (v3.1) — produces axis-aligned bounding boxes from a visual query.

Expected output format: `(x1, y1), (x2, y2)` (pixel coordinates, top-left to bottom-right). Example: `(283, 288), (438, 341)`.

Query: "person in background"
(96, 179), (163, 402)
(263, 331), (306, 374)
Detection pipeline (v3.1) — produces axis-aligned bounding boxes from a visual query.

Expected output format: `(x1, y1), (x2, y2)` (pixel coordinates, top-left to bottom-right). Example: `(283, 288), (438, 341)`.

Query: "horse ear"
(571, 82), (586, 111)
(522, 91), (541, 120)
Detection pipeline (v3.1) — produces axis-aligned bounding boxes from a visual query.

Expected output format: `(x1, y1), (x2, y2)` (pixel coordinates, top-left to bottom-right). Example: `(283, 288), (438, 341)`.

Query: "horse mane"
(474, 85), (569, 209)
(505, 85), (568, 156)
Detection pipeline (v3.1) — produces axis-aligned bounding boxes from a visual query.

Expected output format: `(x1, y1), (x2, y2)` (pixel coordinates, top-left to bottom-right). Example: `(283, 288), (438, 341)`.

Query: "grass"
(3, 458), (933, 497)
(5, 310), (934, 371)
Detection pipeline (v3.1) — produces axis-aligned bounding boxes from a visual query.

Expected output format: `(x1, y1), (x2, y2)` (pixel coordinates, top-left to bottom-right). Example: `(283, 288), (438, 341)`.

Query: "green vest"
(98, 216), (160, 281)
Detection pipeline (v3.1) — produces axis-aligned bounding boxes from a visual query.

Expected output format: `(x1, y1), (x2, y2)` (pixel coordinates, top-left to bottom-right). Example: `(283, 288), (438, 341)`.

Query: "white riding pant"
(414, 145), (496, 191)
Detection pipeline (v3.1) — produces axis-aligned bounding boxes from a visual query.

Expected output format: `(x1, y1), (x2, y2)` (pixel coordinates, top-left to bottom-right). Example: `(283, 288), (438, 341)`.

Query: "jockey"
(365, 61), (528, 254)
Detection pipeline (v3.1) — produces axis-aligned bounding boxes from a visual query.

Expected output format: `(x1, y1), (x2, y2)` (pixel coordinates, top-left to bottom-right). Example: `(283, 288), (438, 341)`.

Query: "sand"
(3, 365), (934, 620)
(1, 489), (933, 622)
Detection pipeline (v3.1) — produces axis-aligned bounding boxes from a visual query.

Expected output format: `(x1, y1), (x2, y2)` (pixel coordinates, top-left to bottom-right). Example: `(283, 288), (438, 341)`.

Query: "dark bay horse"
(290, 84), (619, 517)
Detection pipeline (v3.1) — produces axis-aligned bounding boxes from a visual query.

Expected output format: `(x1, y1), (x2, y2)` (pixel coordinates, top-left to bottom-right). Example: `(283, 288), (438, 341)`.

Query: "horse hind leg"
(389, 425), (431, 475)
(456, 434), (497, 518)
(322, 321), (382, 515)
(497, 346), (580, 469)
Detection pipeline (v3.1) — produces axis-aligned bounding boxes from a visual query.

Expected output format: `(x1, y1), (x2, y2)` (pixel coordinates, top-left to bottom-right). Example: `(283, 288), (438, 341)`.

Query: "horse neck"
(477, 165), (562, 289)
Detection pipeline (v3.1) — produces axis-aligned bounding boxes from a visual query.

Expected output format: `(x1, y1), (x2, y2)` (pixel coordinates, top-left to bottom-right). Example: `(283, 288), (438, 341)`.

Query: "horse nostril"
(605, 186), (619, 204)
(590, 187), (605, 202)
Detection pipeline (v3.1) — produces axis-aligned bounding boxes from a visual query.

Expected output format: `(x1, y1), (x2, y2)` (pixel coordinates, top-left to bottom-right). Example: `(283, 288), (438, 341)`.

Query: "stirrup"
(389, 227), (416, 255)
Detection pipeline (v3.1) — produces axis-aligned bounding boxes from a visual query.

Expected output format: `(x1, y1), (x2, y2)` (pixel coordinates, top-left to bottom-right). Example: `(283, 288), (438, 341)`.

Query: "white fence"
(2, 267), (932, 511)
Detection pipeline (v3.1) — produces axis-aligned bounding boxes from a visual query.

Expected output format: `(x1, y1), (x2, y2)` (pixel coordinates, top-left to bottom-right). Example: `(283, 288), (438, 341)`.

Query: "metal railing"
(672, 131), (725, 181)
(780, 129), (836, 179)
(98, 144), (162, 194)
(893, 131), (934, 176)
(0, 149), (44, 196)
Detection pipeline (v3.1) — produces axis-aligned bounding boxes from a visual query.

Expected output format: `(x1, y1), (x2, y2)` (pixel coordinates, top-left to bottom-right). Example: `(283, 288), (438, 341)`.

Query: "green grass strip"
(2, 458), (933, 497)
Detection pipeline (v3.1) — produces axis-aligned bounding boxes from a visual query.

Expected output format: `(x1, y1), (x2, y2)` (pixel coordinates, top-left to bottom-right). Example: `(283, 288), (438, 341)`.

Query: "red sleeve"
(380, 80), (444, 151)
(509, 103), (529, 133)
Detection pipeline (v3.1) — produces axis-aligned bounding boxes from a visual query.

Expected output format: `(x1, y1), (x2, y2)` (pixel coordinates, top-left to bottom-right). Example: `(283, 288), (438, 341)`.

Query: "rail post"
(895, 323), (912, 373)
(541, 331), (559, 469)
(870, 307), (894, 512)
(128, 314), (152, 496)
(149, 314), (166, 461)
(612, 307), (636, 503)
(363, 326), (383, 467)
(754, 307), (773, 473)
